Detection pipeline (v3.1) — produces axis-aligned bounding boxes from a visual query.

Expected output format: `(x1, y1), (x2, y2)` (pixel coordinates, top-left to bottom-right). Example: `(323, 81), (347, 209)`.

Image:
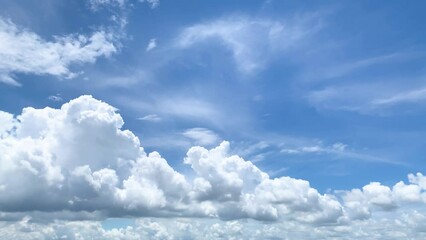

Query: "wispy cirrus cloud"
(182, 127), (220, 146)
(372, 87), (426, 106)
(138, 114), (162, 122)
(279, 140), (401, 165)
(303, 51), (424, 81)
(121, 95), (227, 128)
(175, 14), (322, 75)
(281, 142), (346, 154)
(301, 45), (426, 115)
(89, 0), (159, 9)
(307, 83), (426, 115)
(48, 94), (63, 102)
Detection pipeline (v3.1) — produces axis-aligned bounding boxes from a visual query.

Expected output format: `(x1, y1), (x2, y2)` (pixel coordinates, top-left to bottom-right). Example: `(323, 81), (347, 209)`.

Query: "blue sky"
(1, 0), (426, 239)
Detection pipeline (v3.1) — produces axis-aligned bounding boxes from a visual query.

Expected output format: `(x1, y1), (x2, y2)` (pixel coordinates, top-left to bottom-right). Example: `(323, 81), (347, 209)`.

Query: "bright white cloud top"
(1, 96), (426, 239)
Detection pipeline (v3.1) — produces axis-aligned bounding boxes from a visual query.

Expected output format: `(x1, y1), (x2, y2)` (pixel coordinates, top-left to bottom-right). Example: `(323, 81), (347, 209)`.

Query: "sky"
(1, 0), (426, 239)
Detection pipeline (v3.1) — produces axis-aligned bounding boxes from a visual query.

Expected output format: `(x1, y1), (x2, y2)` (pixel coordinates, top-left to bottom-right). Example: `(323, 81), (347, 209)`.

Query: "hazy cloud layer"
(2, 211), (426, 239)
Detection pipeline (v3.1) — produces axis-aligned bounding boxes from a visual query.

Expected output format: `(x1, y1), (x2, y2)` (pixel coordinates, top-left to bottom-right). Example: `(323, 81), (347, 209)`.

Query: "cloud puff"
(185, 141), (268, 203)
(0, 18), (117, 86)
(182, 128), (220, 146)
(2, 95), (426, 238)
(341, 173), (426, 221)
(146, 38), (157, 51)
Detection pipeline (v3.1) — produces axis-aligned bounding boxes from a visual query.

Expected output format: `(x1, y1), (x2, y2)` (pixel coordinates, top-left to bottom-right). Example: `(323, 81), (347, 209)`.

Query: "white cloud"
(185, 141), (268, 204)
(3, 212), (426, 239)
(124, 96), (224, 127)
(140, 0), (160, 9)
(89, 0), (126, 9)
(340, 174), (426, 221)
(301, 145), (323, 153)
(281, 141), (399, 165)
(307, 85), (379, 113)
(176, 15), (320, 75)
(48, 94), (63, 102)
(304, 52), (415, 81)
(281, 142), (347, 155)
(182, 128), (220, 146)
(0, 111), (16, 138)
(247, 177), (344, 223)
(1, 96), (426, 238)
(115, 151), (190, 211)
(137, 114), (161, 122)
(393, 181), (422, 202)
(372, 87), (426, 106)
(160, 98), (219, 121)
(146, 38), (157, 51)
(90, 0), (159, 9)
(0, 18), (117, 86)
(72, 165), (119, 192)
(280, 148), (301, 154)
(332, 142), (347, 151)
(307, 83), (426, 115)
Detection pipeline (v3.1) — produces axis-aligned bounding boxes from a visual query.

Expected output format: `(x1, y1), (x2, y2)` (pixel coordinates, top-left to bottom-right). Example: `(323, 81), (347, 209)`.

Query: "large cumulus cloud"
(2, 95), (426, 238)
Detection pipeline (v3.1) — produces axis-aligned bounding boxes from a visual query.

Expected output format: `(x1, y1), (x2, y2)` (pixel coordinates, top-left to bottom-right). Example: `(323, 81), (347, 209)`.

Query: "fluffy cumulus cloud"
(1, 96), (426, 238)
(0, 18), (117, 86)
